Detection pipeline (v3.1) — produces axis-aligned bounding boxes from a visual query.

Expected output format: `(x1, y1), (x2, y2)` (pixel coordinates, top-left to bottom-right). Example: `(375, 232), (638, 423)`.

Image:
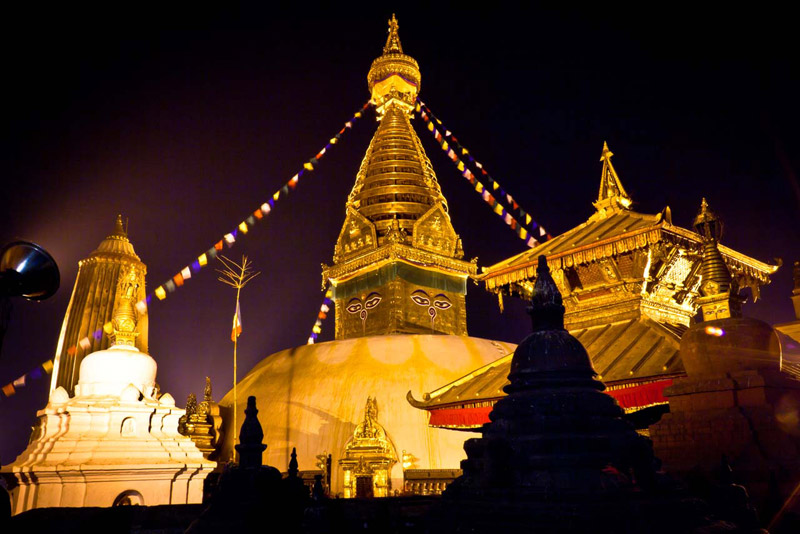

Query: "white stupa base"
(2, 392), (215, 514)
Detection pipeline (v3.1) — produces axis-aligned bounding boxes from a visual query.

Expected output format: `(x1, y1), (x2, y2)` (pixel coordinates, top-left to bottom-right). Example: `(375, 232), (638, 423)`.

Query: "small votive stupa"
(440, 256), (707, 532)
(1, 264), (215, 513)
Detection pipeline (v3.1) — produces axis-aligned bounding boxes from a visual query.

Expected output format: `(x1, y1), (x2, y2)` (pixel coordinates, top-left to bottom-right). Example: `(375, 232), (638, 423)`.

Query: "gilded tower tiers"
(50, 215), (148, 395)
(322, 15), (476, 339)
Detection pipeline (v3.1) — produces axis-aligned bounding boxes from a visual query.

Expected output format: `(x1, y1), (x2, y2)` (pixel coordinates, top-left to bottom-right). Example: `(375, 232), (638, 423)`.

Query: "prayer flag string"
(58, 101), (372, 360)
(416, 100), (553, 247)
(1, 360), (54, 399)
(307, 288), (334, 345)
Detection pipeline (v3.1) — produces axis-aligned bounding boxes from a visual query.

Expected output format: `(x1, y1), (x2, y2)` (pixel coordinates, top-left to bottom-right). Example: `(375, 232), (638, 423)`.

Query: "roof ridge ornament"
(592, 141), (632, 219)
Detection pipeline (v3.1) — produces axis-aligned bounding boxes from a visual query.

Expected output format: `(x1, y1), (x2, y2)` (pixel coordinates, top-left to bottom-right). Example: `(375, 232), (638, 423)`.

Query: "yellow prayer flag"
(103, 322), (113, 334)
(442, 141), (448, 151)
(303, 162), (314, 171)
(475, 183), (484, 193)
(273, 191), (281, 201)
(355, 111), (362, 118)
(239, 222), (248, 234)
(312, 325), (322, 334)
(427, 122), (434, 131)
(462, 148), (469, 155)
(493, 204), (504, 215)
(526, 214), (532, 225)
(42, 360), (54, 374)
(520, 228), (528, 240)
(492, 181), (499, 190)
(456, 161), (465, 171)
(330, 138), (337, 144)
(155, 286), (167, 300)
(198, 253), (208, 267)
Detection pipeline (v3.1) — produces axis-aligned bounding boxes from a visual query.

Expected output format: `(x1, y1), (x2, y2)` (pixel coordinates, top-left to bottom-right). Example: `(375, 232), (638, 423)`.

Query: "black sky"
(1, 4), (798, 462)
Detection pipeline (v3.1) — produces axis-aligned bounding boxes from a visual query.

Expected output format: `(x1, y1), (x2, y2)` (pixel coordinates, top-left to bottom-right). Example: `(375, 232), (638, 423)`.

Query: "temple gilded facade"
(409, 145), (779, 429)
(51, 215), (148, 396)
(322, 15), (475, 339)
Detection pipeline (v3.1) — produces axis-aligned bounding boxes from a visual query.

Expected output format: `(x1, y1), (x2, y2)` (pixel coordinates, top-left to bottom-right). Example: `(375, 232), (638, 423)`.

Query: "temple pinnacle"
(113, 214), (127, 238)
(383, 14), (403, 54)
(592, 141), (632, 218)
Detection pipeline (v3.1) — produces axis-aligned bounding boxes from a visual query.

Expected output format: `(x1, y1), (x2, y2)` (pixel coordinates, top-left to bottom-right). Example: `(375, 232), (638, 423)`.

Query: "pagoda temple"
(216, 16), (515, 497)
(408, 144), (779, 429)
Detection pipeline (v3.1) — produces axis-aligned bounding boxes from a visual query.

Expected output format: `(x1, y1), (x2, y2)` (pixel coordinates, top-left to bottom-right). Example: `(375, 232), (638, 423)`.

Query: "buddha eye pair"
(346, 293), (382, 314)
(410, 290), (451, 310)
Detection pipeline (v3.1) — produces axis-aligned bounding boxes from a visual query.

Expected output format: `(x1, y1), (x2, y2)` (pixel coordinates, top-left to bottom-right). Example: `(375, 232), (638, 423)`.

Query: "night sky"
(2, 5), (798, 463)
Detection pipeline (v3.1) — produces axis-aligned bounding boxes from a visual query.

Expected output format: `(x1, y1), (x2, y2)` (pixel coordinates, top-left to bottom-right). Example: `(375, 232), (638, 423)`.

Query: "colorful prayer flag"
(79, 338), (91, 350)
(136, 300), (148, 314)
(540, 227), (546, 237)
(173, 273), (184, 287)
(2, 384), (14, 397)
(232, 301), (242, 342)
(254, 209), (263, 219)
(526, 214), (532, 225)
(165, 279), (176, 293)
(155, 286), (167, 300)
(261, 203), (271, 215)
(103, 322), (113, 334)
(42, 359), (54, 374)
(29, 368), (42, 380)
(215, 240), (224, 251)
(181, 266), (192, 280)
(224, 233), (236, 246)
(303, 162), (314, 171)
(246, 215), (256, 226)
(13, 375), (26, 388)
(238, 222), (248, 234)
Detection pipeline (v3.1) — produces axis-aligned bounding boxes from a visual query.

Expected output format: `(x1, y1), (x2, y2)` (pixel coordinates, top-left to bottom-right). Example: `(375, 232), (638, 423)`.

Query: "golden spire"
(322, 17), (475, 340)
(368, 15), (420, 115)
(111, 264), (141, 346)
(112, 214), (127, 238)
(592, 142), (632, 218)
(383, 14), (403, 54)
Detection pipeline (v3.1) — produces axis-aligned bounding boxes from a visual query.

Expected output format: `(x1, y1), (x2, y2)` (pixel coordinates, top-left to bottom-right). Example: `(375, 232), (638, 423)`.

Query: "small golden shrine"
(409, 144), (779, 429)
(339, 397), (397, 498)
(178, 377), (223, 458)
(322, 15), (476, 339)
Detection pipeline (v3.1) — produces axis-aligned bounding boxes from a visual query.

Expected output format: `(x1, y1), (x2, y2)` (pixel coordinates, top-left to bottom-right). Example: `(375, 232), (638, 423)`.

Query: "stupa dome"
(219, 334), (514, 493)
(75, 344), (157, 398)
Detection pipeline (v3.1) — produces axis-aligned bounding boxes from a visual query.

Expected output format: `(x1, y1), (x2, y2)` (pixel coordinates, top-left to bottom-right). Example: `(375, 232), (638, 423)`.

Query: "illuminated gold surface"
(480, 146), (778, 331)
(218, 335), (515, 495)
(323, 16), (474, 339)
(50, 215), (149, 396)
(339, 397), (397, 498)
(110, 265), (142, 346)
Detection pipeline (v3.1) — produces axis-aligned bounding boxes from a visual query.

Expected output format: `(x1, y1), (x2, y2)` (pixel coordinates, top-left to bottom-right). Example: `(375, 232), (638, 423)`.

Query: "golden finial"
(111, 265), (141, 346)
(592, 142), (632, 217)
(383, 14), (403, 55)
(368, 14), (420, 115)
(112, 214), (127, 238)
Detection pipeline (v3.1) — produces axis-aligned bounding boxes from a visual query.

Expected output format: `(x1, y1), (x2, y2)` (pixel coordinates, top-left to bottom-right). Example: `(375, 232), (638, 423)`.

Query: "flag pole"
(217, 255), (259, 464)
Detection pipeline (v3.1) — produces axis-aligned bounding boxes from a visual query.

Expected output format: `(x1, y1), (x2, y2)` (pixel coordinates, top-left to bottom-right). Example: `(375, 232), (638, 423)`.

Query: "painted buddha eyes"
(346, 300), (363, 314)
(364, 293), (382, 309)
(411, 290), (451, 310)
(433, 295), (452, 310)
(410, 290), (430, 307)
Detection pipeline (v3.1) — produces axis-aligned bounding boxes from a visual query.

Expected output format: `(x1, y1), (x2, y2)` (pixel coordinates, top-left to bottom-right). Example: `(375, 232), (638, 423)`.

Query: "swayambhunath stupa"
(1, 6), (798, 533)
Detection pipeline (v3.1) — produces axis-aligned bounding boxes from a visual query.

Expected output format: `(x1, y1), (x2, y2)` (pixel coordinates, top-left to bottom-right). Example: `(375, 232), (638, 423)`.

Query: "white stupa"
(2, 265), (215, 513)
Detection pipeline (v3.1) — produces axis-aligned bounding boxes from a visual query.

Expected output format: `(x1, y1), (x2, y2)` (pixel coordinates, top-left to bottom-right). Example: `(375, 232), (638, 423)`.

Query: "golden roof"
(409, 316), (685, 412)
